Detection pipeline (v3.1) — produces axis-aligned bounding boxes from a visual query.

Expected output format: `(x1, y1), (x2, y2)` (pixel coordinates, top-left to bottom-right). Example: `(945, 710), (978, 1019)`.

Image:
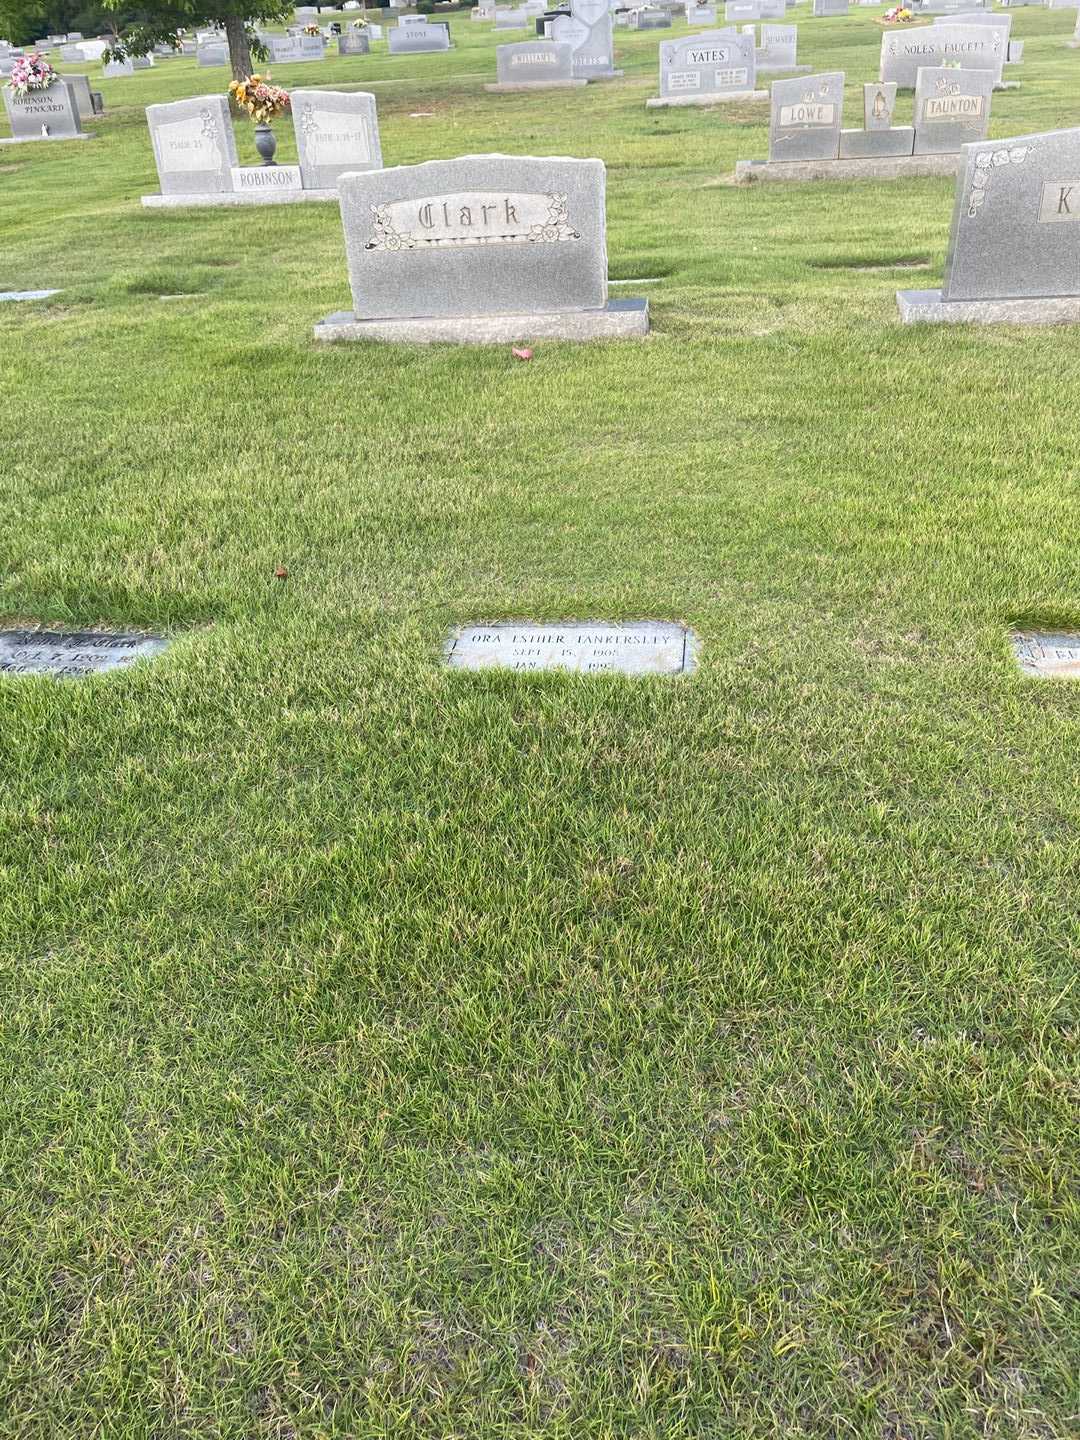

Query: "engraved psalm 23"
(366, 192), (580, 250)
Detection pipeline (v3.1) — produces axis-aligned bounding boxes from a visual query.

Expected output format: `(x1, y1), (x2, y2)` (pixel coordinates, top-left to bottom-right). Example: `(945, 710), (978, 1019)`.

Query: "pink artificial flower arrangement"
(8, 52), (57, 95)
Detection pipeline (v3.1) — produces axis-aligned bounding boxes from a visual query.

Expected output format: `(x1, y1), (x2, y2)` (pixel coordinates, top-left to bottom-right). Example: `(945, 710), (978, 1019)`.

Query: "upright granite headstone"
(898, 126), (1080, 323)
(315, 154), (648, 342)
(649, 30), (762, 105)
(266, 34), (326, 62)
(725, 0), (760, 16)
(687, 4), (717, 20)
(387, 21), (451, 52)
(551, 0), (617, 80)
(629, 8), (672, 28)
(755, 22), (805, 71)
(812, 0), (849, 13)
(864, 80), (897, 128)
(495, 7), (531, 27)
(912, 65), (993, 154)
(490, 40), (582, 86)
(196, 41), (228, 66)
(339, 28), (370, 54)
(60, 71), (96, 121)
(102, 56), (135, 77)
(292, 88), (381, 188)
(768, 71), (843, 160)
(146, 93), (237, 195)
(880, 22), (1005, 88)
(2, 77), (83, 140)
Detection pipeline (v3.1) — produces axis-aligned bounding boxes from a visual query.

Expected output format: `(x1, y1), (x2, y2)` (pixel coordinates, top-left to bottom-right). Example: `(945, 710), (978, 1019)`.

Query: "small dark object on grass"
(512, 347), (533, 361)
(274, 566), (288, 580)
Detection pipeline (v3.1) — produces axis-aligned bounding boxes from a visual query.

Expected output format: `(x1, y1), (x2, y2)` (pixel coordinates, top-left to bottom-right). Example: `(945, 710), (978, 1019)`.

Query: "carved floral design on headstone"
(967, 143), (1031, 217)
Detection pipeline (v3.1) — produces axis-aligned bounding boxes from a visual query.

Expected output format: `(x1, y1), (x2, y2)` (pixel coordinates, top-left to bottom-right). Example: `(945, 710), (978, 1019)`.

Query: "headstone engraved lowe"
(444, 622), (697, 675)
(898, 126), (1080, 325)
(0, 630), (168, 678)
(314, 154), (649, 343)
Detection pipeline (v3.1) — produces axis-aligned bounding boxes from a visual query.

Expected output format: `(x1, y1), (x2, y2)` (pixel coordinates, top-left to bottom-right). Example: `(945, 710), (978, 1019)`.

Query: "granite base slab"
(314, 298), (650, 344)
(735, 153), (961, 183)
(0, 131), (92, 145)
(646, 88), (767, 108)
(141, 187), (338, 208)
(484, 78), (588, 90)
(897, 289), (1080, 327)
(839, 126), (914, 159)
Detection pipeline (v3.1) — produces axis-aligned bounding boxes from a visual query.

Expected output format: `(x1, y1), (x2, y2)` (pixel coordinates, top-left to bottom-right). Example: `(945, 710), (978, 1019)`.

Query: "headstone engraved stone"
(315, 154), (648, 342)
(0, 630), (168, 678)
(387, 21), (451, 52)
(2, 78), (84, 141)
(897, 126), (1080, 323)
(292, 88), (381, 186)
(339, 29), (370, 54)
(912, 65), (992, 155)
(551, 0), (618, 80)
(1011, 633), (1080, 677)
(489, 40), (583, 87)
(880, 22), (1005, 89)
(444, 622), (696, 675)
(648, 29), (763, 106)
(768, 71), (843, 159)
(145, 94), (237, 195)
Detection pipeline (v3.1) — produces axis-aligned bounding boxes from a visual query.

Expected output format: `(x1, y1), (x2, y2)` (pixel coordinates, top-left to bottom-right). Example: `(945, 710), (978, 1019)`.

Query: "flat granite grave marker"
(1011, 632), (1080, 677)
(488, 40), (584, 88)
(315, 153), (649, 343)
(0, 288), (62, 301)
(444, 622), (696, 674)
(648, 29), (764, 106)
(912, 65), (993, 155)
(551, 0), (619, 80)
(898, 126), (1080, 324)
(292, 88), (381, 186)
(2, 78), (86, 142)
(0, 630), (168, 678)
(880, 22), (1005, 89)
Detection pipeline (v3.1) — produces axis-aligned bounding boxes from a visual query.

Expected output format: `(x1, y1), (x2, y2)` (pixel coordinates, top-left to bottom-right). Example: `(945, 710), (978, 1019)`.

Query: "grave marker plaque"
(1012, 633), (1080, 677)
(444, 622), (696, 675)
(0, 630), (168, 678)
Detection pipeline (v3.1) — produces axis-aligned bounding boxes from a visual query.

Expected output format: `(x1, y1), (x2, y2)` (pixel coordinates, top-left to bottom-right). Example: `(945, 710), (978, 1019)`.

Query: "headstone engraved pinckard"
(145, 94), (237, 195)
(0, 630), (168, 679)
(648, 30), (764, 106)
(551, 0), (619, 80)
(444, 622), (696, 675)
(898, 127), (1080, 324)
(314, 154), (649, 343)
(880, 22), (1005, 89)
(912, 66), (993, 155)
(339, 28), (370, 54)
(387, 21), (451, 51)
(2, 78), (85, 142)
(1011, 633), (1080, 677)
(768, 71), (843, 160)
(489, 40), (584, 87)
(291, 88), (381, 186)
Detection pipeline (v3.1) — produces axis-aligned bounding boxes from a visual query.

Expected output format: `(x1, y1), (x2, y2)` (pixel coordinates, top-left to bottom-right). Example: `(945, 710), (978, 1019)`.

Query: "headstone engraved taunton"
(489, 40), (583, 88)
(648, 30), (764, 106)
(551, 0), (618, 80)
(146, 94), (237, 195)
(0, 630), (168, 678)
(2, 78), (85, 142)
(314, 154), (649, 343)
(912, 65), (993, 155)
(443, 622), (696, 675)
(292, 88), (381, 188)
(880, 22), (1005, 89)
(897, 126), (1080, 324)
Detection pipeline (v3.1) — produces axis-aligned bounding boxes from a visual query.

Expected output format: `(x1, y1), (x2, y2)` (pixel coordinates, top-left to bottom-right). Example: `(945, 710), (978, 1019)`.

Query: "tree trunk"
(224, 14), (252, 82)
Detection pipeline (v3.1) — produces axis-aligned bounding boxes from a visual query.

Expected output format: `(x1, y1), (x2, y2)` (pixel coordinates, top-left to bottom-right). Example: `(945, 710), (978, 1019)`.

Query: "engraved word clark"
(366, 191), (580, 250)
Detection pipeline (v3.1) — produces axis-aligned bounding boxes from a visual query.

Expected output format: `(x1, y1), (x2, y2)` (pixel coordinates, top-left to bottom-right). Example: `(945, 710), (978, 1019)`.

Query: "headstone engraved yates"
(898, 126), (1080, 324)
(315, 153), (649, 342)
(0, 630), (168, 678)
(1011, 633), (1080, 677)
(444, 622), (696, 675)
(648, 29), (763, 106)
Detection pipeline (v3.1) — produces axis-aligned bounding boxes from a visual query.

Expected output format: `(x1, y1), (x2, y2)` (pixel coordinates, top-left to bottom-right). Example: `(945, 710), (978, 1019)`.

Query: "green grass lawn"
(1, 6), (1079, 1436)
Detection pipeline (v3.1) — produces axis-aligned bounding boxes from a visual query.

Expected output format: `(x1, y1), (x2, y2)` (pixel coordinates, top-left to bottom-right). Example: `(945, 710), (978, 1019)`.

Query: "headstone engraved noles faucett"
(315, 154), (649, 342)
(0, 630), (168, 679)
(1012, 633), (1080, 678)
(292, 89), (381, 188)
(649, 30), (763, 106)
(897, 126), (1080, 324)
(146, 94), (237, 195)
(444, 622), (696, 675)
(880, 22), (1005, 89)
(912, 66), (993, 155)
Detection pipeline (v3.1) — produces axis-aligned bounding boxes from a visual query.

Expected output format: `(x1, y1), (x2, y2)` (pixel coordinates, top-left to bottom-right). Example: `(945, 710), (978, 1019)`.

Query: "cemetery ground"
(1, 8), (1079, 1437)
